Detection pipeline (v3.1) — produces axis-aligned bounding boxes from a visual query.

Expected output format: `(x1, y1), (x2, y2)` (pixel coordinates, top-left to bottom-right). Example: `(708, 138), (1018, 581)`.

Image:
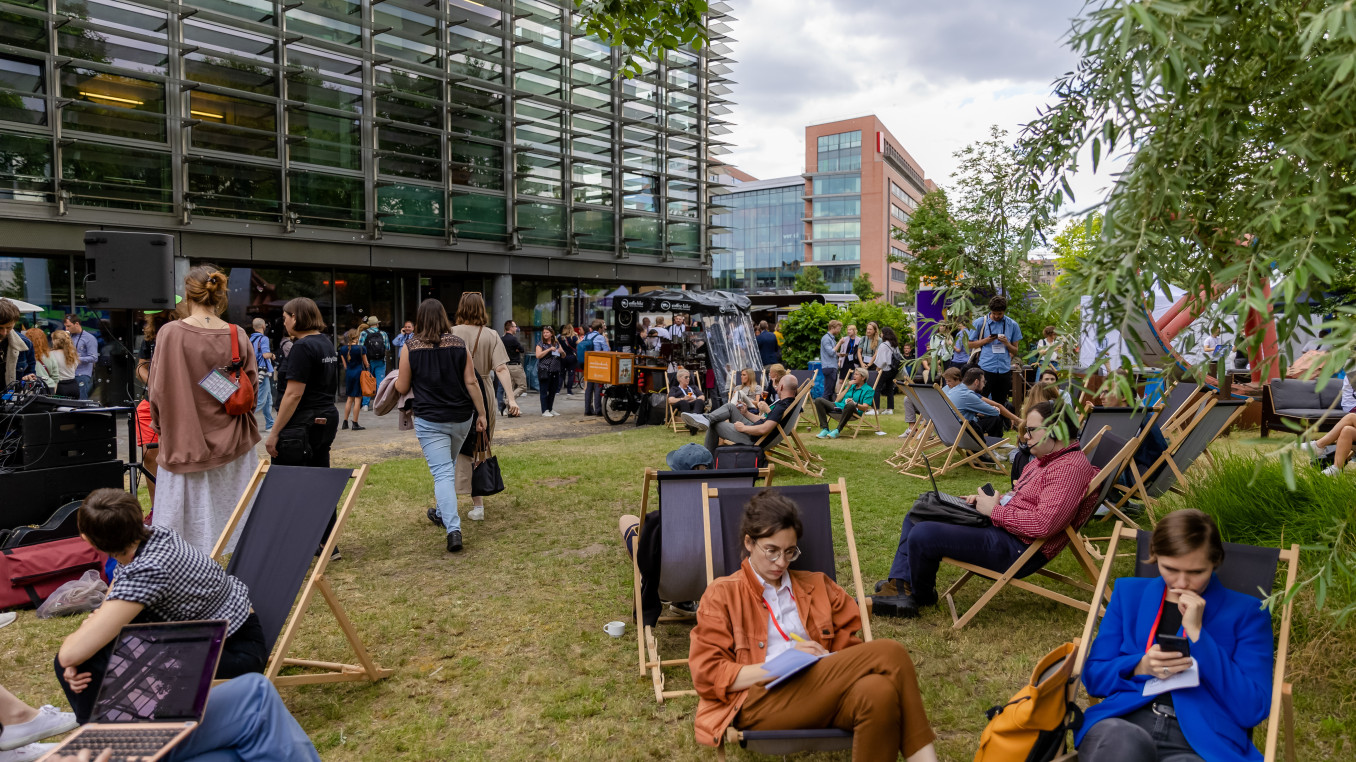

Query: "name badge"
(991, 341), (1007, 355)
(198, 368), (239, 404)
(999, 493), (1015, 506)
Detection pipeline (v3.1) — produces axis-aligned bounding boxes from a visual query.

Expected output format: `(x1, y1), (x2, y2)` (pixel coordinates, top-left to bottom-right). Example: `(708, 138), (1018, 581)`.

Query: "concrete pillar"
(492, 273), (512, 332)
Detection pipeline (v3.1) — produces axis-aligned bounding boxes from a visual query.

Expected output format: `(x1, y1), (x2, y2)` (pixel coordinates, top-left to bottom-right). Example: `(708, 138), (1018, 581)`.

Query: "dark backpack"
(363, 330), (388, 363)
(577, 332), (597, 365)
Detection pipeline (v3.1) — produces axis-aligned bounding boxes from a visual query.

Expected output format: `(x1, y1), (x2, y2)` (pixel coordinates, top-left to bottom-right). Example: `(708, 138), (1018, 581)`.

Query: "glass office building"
(709, 175), (803, 291)
(0, 0), (732, 400)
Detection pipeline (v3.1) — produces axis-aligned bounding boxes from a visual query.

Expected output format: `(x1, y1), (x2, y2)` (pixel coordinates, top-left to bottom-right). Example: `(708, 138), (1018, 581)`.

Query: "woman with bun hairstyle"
(148, 264), (260, 554)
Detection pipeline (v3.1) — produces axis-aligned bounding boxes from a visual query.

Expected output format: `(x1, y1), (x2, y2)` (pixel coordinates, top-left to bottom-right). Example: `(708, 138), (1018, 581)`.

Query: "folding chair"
(665, 370), (707, 434)
(841, 369), (883, 439)
(1057, 523), (1300, 762)
(1156, 381), (1202, 430)
(211, 462), (392, 687)
(897, 384), (1007, 479)
(1077, 406), (1155, 445)
(632, 466), (774, 703)
(1160, 388), (1213, 445)
(940, 427), (1137, 629)
(1108, 400), (1247, 514)
(763, 382), (826, 477)
(788, 369), (820, 433)
(700, 480), (871, 760)
(886, 382), (942, 470)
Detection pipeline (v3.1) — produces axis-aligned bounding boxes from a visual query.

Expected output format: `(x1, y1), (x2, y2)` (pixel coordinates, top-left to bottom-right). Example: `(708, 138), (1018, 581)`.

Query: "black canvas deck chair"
(1058, 523), (1299, 762)
(763, 381), (826, 477)
(632, 466), (774, 703)
(211, 462), (391, 687)
(665, 369), (706, 434)
(700, 479), (871, 760)
(886, 383), (943, 471)
(788, 369), (820, 433)
(940, 427), (1137, 629)
(839, 368), (883, 439)
(898, 383), (1007, 479)
(1078, 406), (1155, 445)
(1108, 399), (1247, 513)
(1158, 381), (1209, 444)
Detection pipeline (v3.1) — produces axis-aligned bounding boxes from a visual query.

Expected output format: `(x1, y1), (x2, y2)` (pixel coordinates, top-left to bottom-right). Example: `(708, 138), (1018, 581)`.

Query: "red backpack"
(0, 537), (108, 610)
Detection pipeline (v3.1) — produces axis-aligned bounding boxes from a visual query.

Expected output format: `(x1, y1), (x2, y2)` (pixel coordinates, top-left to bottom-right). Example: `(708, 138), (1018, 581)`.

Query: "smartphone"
(980, 483), (996, 497)
(1157, 634), (1192, 657)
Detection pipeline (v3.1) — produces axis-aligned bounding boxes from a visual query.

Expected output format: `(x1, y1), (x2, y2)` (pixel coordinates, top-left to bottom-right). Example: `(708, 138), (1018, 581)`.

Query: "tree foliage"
(851, 272), (882, 302)
(573, 0), (709, 78)
(1017, 0), (1356, 380)
(1050, 212), (1103, 288)
(895, 189), (962, 292)
(793, 265), (829, 294)
(776, 301), (839, 369)
(843, 301), (912, 348)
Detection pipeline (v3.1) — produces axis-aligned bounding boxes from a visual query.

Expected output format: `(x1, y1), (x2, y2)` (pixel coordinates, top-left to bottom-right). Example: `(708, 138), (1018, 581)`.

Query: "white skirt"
(152, 449), (259, 555)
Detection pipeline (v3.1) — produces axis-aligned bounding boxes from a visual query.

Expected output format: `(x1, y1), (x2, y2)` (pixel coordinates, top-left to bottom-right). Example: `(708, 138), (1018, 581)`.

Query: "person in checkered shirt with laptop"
(874, 399), (1098, 618)
(53, 489), (267, 725)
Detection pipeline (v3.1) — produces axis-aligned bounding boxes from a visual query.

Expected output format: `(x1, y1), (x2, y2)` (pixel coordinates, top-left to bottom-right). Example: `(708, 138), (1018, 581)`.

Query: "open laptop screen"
(92, 621), (227, 724)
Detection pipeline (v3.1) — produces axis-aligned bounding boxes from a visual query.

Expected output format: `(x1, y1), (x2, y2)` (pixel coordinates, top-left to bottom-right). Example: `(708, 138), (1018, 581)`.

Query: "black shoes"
(427, 506), (441, 526)
(874, 579), (912, 598)
(873, 594), (921, 619)
(446, 530), (463, 553)
(351, 423), (365, 431)
(341, 420), (349, 430)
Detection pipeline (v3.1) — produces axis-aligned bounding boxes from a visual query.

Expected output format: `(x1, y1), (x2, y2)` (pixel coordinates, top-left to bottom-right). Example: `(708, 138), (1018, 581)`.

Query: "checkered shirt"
(109, 526), (252, 635)
(989, 442), (1098, 560)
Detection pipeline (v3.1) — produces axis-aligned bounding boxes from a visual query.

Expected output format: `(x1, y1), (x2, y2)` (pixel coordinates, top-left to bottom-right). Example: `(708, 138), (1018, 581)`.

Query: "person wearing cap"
(359, 316), (390, 411)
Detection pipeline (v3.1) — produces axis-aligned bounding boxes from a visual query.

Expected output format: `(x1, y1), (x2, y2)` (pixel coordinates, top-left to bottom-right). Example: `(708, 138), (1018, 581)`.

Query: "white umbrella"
(0, 297), (42, 313)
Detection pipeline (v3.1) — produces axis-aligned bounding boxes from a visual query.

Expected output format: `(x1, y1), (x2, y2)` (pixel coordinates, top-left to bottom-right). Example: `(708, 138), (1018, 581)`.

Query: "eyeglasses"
(757, 543), (801, 564)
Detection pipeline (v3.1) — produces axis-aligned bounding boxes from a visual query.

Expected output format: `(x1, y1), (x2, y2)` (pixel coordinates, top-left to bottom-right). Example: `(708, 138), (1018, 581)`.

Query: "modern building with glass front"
(0, 0), (732, 401)
(709, 174), (803, 291)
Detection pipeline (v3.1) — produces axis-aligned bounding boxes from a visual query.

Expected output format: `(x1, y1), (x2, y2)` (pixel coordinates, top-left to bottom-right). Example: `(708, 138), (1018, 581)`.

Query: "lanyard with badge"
(762, 595), (797, 643)
(989, 319), (1007, 355)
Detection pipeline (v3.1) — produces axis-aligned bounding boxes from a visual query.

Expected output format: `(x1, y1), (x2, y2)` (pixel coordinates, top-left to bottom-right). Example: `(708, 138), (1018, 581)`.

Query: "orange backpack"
(973, 640), (1083, 762)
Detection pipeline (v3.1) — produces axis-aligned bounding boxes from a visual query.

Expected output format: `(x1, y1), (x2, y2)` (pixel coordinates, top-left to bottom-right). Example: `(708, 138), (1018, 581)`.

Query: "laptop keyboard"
(63, 727), (185, 760)
(937, 492), (973, 511)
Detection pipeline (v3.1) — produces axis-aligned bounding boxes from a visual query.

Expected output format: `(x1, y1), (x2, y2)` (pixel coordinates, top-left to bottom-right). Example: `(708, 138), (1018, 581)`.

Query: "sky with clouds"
(719, 0), (1117, 209)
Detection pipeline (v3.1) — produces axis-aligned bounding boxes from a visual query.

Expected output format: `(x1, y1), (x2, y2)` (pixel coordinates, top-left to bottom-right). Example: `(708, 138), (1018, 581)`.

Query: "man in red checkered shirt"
(875, 399), (1098, 618)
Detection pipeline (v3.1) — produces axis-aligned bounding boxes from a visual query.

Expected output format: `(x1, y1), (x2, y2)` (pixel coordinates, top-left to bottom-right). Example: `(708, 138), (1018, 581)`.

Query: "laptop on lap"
(42, 620), (228, 762)
(921, 453), (978, 512)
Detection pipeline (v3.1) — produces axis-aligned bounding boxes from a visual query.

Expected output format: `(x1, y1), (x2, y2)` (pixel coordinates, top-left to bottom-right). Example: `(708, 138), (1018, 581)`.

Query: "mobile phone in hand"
(1157, 634), (1191, 657)
(980, 483), (995, 497)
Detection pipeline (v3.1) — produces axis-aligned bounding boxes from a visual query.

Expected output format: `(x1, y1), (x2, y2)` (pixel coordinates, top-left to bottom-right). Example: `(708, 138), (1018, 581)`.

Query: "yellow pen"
(788, 633), (807, 643)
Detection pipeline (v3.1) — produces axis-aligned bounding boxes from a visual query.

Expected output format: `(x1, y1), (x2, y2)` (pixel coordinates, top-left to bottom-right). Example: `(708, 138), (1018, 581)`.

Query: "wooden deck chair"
(787, 370), (820, 432)
(1074, 410), (1167, 555)
(897, 384), (1008, 479)
(1078, 406), (1156, 445)
(1056, 523), (1300, 762)
(1156, 381), (1202, 430)
(211, 462), (392, 687)
(886, 382), (943, 470)
(701, 479), (871, 760)
(1159, 387), (1213, 445)
(665, 369), (707, 434)
(940, 427), (1137, 629)
(764, 382), (826, 477)
(841, 368), (884, 439)
(632, 466), (774, 703)
(1108, 400), (1247, 514)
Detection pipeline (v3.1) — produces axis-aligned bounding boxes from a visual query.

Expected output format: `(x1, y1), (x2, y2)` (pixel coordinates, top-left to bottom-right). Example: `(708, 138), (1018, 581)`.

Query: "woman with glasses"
(688, 490), (938, 762)
(534, 326), (565, 416)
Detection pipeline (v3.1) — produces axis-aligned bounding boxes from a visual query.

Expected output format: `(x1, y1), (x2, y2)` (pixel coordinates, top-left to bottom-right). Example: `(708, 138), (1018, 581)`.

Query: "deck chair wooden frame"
(706, 478), (872, 761)
(1076, 407), (1166, 538)
(211, 462), (392, 687)
(1158, 385), (1210, 444)
(633, 466), (775, 703)
(886, 383), (943, 470)
(897, 384), (1008, 479)
(940, 427), (1137, 630)
(665, 369), (707, 434)
(1055, 523), (1299, 762)
(788, 370), (820, 433)
(838, 368), (883, 439)
(764, 381), (826, 477)
(1108, 399), (1246, 514)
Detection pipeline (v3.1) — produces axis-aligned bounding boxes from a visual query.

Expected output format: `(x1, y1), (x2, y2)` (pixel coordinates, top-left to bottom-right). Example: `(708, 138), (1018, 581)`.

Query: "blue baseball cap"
(666, 443), (713, 471)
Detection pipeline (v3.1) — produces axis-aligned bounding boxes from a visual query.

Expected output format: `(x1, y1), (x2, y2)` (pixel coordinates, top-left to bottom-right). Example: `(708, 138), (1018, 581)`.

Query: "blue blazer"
(1075, 575), (1274, 762)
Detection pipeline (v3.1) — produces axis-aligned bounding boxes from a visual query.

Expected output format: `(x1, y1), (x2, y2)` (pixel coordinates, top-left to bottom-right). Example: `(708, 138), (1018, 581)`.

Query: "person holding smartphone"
(1076, 510), (1275, 762)
(668, 368), (706, 435)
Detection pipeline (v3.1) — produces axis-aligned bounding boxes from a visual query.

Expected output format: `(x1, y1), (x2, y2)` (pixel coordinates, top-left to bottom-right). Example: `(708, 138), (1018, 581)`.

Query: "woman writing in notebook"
(1076, 510), (1275, 762)
(688, 490), (937, 762)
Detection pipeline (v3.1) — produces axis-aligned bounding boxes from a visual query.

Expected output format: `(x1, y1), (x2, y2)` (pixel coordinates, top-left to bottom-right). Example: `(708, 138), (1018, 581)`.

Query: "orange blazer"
(688, 559), (864, 746)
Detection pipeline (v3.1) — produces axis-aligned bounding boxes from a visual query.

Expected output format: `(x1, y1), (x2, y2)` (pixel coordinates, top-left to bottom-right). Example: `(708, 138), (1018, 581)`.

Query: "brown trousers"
(736, 640), (934, 762)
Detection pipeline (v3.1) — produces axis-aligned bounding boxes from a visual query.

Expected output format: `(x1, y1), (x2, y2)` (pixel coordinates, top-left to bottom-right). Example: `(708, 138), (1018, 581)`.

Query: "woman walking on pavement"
(338, 328), (368, 430)
(451, 292), (520, 521)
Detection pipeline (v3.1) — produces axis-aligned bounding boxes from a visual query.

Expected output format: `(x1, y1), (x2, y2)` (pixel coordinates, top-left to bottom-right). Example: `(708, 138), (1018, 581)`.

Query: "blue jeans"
(414, 416), (473, 535)
(75, 374), (92, 400)
(255, 375), (274, 428)
(166, 673), (320, 762)
(362, 361), (386, 406)
(888, 515), (1047, 601)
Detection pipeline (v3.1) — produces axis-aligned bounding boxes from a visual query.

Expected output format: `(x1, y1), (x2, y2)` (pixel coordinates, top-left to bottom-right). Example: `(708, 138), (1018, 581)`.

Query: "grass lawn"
(3, 415), (1352, 760)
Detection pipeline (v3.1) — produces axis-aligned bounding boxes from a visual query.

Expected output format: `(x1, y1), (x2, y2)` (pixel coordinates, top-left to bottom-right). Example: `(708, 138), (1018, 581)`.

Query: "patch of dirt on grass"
(556, 542), (608, 558)
(536, 476), (579, 487)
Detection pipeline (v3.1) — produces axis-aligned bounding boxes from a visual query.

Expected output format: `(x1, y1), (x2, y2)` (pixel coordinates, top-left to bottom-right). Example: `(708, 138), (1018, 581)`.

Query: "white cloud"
(718, 0), (1120, 212)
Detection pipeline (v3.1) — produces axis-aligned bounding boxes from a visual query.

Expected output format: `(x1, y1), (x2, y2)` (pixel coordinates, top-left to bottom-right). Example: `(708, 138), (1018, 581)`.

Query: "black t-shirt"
(408, 333), (474, 423)
(502, 333), (523, 364)
(754, 396), (795, 447)
(286, 334), (339, 414)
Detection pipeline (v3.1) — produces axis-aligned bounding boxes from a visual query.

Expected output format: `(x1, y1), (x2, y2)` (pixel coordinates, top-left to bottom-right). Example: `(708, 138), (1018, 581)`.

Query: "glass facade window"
(891, 205), (911, 224)
(890, 181), (917, 210)
(813, 174), (861, 195)
(188, 160), (280, 222)
(819, 264), (860, 293)
(816, 130), (861, 172)
(0, 55), (46, 126)
(812, 243), (860, 262)
(812, 197), (860, 217)
(811, 220), (860, 240)
(712, 183), (805, 291)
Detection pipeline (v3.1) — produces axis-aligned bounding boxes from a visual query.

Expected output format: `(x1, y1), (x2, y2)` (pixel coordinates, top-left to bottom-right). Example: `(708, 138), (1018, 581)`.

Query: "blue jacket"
(1076, 575), (1273, 761)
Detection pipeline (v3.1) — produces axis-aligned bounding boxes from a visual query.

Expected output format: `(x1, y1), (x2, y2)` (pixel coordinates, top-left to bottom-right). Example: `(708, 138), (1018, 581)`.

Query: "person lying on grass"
(688, 490), (938, 762)
(55, 489), (266, 725)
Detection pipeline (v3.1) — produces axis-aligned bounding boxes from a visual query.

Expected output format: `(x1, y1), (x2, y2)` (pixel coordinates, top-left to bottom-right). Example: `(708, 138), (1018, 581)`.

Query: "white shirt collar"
(753, 567), (791, 593)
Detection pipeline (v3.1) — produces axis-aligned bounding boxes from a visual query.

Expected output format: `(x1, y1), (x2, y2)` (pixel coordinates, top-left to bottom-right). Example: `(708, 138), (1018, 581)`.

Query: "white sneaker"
(681, 413), (710, 431)
(897, 428), (912, 439)
(1322, 464), (1340, 476)
(468, 505), (485, 521)
(1299, 441), (1320, 458)
(542, 411), (553, 417)
(362, 404), (370, 412)
(882, 409), (894, 415)
(549, 410), (560, 416)
(0, 706), (78, 750)
(0, 611), (14, 629)
(0, 743), (58, 761)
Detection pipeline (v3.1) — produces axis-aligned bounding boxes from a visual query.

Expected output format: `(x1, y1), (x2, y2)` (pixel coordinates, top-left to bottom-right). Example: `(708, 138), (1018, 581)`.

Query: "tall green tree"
(851, 272), (882, 301)
(794, 265), (828, 294)
(894, 188), (962, 293)
(572, 1), (709, 77)
(1049, 212), (1102, 288)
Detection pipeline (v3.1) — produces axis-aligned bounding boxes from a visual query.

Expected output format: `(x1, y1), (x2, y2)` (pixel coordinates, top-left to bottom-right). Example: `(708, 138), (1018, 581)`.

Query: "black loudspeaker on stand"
(84, 231), (179, 311)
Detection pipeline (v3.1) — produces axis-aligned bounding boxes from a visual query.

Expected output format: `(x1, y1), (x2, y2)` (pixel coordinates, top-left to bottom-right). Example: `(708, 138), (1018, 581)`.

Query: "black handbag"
(907, 492), (993, 528)
(471, 432), (505, 497)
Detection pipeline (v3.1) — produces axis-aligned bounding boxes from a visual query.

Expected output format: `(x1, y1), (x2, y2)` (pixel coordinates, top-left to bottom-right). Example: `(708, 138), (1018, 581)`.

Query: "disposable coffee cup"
(603, 621), (626, 638)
